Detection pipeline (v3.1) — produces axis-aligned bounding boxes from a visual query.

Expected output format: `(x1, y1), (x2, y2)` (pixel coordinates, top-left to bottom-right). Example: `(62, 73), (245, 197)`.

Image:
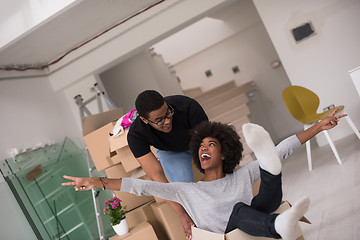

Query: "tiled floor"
(281, 134), (360, 240)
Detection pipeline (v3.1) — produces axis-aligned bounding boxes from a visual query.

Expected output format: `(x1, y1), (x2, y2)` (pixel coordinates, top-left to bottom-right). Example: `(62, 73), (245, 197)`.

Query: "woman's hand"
(296, 107), (347, 144)
(318, 107), (347, 131)
(62, 175), (97, 191)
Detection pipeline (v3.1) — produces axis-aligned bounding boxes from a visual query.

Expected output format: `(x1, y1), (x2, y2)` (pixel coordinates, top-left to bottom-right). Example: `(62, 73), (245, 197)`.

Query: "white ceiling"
(0, 0), (161, 68)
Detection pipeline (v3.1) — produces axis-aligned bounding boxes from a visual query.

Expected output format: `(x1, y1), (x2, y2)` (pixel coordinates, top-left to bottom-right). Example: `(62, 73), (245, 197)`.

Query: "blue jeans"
(156, 149), (194, 182)
(225, 168), (282, 238)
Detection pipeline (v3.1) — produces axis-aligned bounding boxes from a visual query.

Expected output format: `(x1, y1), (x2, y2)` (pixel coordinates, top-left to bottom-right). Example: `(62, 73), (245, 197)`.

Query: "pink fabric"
(121, 109), (136, 129)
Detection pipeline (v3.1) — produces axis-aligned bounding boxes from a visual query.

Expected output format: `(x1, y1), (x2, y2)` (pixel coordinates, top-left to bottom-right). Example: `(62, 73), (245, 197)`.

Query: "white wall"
(99, 50), (183, 113)
(154, 0), (303, 142)
(0, 77), (81, 161)
(0, 0), (76, 48)
(152, 17), (236, 65)
(253, 0), (360, 145)
(146, 52), (184, 96)
(152, 0), (260, 66)
(175, 22), (302, 142)
(0, 76), (81, 239)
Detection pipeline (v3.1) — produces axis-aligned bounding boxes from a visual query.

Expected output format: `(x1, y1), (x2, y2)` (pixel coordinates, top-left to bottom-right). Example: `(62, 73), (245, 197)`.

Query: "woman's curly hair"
(189, 121), (244, 174)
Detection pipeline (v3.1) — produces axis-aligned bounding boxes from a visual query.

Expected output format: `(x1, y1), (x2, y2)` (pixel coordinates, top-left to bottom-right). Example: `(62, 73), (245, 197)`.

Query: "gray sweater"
(121, 135), (301, 234)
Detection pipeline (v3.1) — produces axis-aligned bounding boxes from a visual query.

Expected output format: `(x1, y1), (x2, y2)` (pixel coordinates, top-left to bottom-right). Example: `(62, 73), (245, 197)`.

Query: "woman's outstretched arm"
(62, 175), (122, 191)
(275, 107), (347, 159)
(296, 107), (347, 144)
(62, 175), (181, 203)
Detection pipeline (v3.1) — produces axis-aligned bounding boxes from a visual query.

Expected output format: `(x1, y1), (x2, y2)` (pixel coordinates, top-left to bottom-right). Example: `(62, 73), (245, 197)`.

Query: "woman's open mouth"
(201, 153), (211, 162)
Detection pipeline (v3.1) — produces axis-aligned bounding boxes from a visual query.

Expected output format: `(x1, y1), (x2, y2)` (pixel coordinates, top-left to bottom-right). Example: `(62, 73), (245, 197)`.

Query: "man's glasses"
(146, 104), (174, 126)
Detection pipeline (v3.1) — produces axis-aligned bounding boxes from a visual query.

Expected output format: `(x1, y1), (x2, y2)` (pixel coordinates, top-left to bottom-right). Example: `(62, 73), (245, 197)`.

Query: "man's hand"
(164, 200), (195, 239)
(179, 212), (195, 240)
(318, 107), (347, 131)
(137, 153), (195, 238)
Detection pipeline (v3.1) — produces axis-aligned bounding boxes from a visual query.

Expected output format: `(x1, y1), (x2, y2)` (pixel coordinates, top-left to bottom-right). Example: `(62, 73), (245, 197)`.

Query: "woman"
(63, 110), (345, 239)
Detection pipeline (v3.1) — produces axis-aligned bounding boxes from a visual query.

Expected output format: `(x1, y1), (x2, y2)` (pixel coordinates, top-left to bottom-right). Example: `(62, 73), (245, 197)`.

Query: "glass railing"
(0, 138), (115, 239)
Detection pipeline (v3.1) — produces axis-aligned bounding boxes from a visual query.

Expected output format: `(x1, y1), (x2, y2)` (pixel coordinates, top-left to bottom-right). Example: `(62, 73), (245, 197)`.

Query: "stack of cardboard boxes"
(82, 109), (309, 240)
(82, 109), (187, 240)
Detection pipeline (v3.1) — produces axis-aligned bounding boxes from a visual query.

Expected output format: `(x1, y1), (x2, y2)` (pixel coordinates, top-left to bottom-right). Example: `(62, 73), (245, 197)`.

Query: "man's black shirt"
(127, 95), (208, 158)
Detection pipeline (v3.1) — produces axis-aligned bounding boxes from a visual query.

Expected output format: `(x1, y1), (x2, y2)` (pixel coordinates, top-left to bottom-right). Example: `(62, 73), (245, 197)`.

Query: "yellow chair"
(282, 85), (360, 171)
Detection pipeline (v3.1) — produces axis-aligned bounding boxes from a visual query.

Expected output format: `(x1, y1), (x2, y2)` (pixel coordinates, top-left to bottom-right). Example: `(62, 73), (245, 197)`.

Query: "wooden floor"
(281, 134), (360, 240)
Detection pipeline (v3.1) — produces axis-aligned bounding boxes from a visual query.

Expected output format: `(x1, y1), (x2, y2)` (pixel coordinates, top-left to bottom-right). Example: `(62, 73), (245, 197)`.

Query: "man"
(127, 90), (208, 239)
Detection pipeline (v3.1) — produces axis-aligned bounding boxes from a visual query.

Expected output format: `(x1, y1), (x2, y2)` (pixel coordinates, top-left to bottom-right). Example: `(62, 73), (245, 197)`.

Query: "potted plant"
(104, 197), (128, 236)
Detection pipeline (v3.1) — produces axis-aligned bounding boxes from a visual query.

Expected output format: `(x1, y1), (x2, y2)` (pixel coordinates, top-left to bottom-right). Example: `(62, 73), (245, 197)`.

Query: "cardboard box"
(125, 201), (168, 240)
(113, 186), (153, 212)
(84, 122), (118, 171)
(126, 201), (156, 229)
(252, 179), (261, 196)
(82, 108), (123, 136)
(117, 147), (141, 172)
(151, 202), (187, 240)
(82, 109), (142, 172)
(191, 201), (306, 240)
(142, 174), (165, 204)
(109, 129), (130, 150)
(110, 147), (141, 173)
(153, 196), (166, 204)
(109, 129), (143, 172)
(109, 221), (158, 240)
(130, 168), (147, 179)
(104, 161), (131, 178)
(82, 108), (123, 171)
(104, 164), (154, 211)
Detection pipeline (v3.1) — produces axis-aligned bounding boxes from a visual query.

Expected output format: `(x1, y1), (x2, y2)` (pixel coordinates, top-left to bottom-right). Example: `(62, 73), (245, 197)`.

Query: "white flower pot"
(112, 218), (129, 236)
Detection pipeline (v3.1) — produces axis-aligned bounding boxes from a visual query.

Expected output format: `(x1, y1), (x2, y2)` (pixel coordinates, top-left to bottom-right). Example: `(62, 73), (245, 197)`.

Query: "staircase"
(184, 81), (255, 165)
